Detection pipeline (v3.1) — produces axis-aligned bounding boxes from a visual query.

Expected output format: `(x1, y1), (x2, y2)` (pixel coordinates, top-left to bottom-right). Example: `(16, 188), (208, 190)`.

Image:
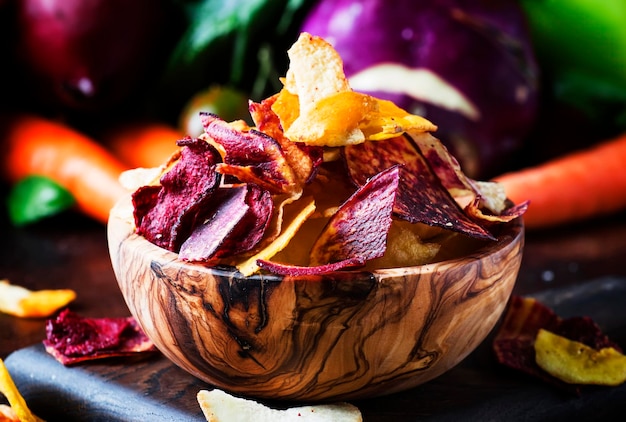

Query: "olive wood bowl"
(108, 196), (524, 402)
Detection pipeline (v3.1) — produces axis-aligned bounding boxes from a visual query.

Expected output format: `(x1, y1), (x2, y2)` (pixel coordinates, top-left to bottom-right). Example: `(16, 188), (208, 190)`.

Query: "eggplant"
(15, 0), (177, 114)
(301, 0), (540, 178)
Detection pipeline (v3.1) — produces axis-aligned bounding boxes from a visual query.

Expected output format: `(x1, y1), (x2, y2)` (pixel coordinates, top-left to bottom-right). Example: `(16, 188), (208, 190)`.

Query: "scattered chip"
(43, 309), (157, 365)
(535, 328), (626, 386)
(493, 296), (624, 394)
(0, 358), (43, 422)
(0, 279), (76, 318)
(197, 388), (363, 422)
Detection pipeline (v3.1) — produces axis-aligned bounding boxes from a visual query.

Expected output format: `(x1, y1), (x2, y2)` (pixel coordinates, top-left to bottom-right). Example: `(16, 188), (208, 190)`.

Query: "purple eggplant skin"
(301, 0), (540, 178)
(14, 0), (177, 115)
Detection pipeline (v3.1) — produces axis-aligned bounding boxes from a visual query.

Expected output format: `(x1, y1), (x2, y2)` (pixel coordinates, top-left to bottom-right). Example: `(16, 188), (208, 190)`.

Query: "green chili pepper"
(7, 176), (76, 226)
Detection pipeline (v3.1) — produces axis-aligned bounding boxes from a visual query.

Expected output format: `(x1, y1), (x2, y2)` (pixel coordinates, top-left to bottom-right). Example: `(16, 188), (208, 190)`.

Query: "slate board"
(6, 277), (626, 422)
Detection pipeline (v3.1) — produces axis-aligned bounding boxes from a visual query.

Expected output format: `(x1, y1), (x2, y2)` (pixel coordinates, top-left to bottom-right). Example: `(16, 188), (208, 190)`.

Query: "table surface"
(2, 197), (626, 420)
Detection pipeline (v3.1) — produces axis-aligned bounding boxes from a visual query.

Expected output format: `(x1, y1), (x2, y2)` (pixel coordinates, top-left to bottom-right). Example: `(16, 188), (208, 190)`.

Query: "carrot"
(1, 114), (128, 224)
(103, 122), (184, 169)
(493, 132), (626, 229)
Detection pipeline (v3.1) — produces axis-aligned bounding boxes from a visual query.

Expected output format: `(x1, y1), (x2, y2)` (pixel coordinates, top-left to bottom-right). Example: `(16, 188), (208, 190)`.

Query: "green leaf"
(7, 176), (76, 226)
(167, 0), (278, 80)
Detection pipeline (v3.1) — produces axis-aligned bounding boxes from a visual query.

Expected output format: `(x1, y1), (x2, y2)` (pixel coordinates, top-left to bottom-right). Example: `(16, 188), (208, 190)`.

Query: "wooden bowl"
(108, 197), (524, 402)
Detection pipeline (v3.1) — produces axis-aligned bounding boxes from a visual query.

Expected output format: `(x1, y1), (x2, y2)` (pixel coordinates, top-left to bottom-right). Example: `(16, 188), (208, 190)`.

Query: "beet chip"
(493, 296), (621, 394)
(179, 184), (273, 262)
(133, 137), (222, 252)
(249, 97), (323, 186)
(257, 257), (364, 276)
(43, 309), (156, 365)
(309, 165), (400, 267)
(200, 113), (299, 195)
(344, 136), (493, 240)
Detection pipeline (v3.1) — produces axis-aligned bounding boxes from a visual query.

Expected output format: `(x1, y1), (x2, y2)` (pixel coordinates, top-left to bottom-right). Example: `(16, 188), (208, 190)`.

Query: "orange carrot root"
(1, 114), (128, 224)
(104, 122), (184, 169)
(493, 133), (626, 229)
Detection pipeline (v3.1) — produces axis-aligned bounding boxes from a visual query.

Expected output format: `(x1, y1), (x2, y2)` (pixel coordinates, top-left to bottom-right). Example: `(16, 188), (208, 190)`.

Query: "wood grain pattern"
(108, 196), (524, 402)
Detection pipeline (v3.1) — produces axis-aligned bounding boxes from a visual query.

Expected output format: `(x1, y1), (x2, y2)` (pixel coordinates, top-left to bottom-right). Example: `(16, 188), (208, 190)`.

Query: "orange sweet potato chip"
(0, 359), (43, 422)
(0, 279), (76, 318)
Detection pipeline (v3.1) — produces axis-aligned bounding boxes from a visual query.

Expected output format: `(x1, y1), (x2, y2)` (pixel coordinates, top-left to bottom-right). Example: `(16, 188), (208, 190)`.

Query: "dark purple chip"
(132, 137), (222, 252)
(200, 112), (298, 194)
(343, 136), (494, 240)
(43, 309), (156, 365)
(179, 184), (273, 262)
(309, 165), (400, 267)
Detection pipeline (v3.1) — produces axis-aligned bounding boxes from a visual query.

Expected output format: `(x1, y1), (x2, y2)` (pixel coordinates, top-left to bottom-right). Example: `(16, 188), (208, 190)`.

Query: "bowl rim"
(108, 195), (524, 282)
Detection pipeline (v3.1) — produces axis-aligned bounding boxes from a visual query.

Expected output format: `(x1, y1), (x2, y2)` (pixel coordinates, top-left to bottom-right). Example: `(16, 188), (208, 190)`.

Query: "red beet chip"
(257, 257), (364, 276)
(132, 137), (222, 252)
(309, 165), (400, 267)
(43, 309), (156, 365)
(179, 184), (273, 262)
(249, 97), (323, 186)
(344, 136), (494, 240)
(200, 112), (299, 195)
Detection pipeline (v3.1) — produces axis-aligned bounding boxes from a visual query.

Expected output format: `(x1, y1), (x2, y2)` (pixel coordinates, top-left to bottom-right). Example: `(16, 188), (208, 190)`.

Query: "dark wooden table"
(2, 188), (626, 421)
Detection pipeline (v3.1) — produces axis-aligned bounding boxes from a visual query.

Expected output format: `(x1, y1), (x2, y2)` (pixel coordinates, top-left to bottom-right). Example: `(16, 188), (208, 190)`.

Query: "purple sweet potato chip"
(179, 184), (273, 262)
(343, 136), (493, 240)
(309, 165), (400, 267)
(132, 137), (222, 252)
(200, 112), (299, 195)
(43, 309), (156, 365)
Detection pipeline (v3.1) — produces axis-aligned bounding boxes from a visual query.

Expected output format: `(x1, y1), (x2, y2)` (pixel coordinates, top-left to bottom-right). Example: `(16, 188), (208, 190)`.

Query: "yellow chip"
(235, 197), (316, 276)
(0, 279), (76, 318)
(197, 388), (362, 422)
(366, 221), (441, 269)
(534, 328), (626, 386)
(0, 359), (44, 422)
